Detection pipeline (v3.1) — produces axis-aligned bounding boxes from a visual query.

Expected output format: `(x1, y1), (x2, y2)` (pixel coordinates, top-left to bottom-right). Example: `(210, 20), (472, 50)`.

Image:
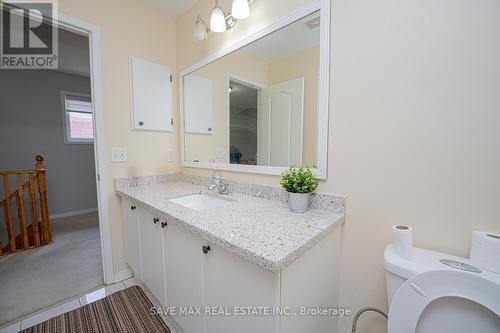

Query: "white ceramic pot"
(288, 192), (311, 213)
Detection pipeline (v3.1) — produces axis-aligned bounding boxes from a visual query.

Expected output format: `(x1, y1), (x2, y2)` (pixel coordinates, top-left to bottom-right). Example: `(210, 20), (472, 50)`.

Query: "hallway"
(0, 212), (103, 326)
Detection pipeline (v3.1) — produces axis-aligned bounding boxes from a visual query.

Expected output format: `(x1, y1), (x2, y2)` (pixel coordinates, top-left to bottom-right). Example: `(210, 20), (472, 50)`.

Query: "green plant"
(280, 166), (319, 194)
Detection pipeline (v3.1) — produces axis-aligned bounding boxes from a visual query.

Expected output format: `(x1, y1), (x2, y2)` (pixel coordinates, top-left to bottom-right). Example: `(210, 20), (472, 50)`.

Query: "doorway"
(229, 78), (260, 165)
(0, 12), (111, 327)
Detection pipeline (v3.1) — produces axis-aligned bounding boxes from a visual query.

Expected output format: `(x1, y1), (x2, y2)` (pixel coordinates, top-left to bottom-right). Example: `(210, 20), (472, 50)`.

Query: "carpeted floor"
(20, 286), (170, 333)
(0, 212), (103, 326)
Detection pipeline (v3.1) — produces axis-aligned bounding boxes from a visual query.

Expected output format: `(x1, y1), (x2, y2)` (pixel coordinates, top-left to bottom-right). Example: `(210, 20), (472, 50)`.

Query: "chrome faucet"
(208, 178), (230, 195)
(208, 165), (230, 195)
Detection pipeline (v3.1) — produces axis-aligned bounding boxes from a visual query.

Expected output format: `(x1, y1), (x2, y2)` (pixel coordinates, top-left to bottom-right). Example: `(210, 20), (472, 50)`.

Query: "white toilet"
(384, 244), (500, 333)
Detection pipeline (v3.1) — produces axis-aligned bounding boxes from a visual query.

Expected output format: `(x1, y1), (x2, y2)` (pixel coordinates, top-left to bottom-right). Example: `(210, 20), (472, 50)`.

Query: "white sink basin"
(169, 194), (229, 211)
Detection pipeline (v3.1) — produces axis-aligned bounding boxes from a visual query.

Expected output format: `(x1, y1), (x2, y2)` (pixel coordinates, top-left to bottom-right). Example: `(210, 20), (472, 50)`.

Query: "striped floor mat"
(21, 286), (171, 333)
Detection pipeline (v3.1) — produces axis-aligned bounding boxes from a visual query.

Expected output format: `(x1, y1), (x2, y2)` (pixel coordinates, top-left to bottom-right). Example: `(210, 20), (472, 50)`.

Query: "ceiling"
(242, 11), (320, 63)
(139, 0), (197, 18)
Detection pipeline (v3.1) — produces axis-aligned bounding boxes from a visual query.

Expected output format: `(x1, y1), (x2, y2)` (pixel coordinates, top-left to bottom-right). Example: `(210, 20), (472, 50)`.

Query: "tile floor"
(0, 277), (178, 333)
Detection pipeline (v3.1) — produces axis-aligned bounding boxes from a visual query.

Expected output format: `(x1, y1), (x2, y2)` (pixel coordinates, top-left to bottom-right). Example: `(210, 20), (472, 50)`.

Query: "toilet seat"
(388, 269), (500, 333)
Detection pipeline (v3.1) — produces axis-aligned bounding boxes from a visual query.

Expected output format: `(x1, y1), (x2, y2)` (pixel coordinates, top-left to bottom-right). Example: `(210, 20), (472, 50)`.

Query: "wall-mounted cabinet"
(183, 74), (213, 135)
(130, 57), (173, 132)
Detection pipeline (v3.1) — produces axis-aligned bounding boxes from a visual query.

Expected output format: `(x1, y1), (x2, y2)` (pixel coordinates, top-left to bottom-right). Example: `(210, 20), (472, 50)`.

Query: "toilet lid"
(388, 270), (500, 333)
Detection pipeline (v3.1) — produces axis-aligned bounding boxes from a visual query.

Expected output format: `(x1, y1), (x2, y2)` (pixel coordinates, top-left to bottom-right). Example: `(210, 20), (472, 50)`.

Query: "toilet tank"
(384, 245), (451, 306)
(384, 245), (500, 333)
(384, 245), (418, 305)
(385, 270), (407, 305)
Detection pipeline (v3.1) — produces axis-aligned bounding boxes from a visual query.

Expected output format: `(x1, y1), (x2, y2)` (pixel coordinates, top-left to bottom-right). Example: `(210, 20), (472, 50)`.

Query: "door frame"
(52, 13), (114, 284)
(226, 73), (265, 165)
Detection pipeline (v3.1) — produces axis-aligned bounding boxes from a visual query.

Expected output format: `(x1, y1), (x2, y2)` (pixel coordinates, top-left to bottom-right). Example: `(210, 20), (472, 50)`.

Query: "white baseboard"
(114, 268), (133, 283)
(49, 208), (98, 219)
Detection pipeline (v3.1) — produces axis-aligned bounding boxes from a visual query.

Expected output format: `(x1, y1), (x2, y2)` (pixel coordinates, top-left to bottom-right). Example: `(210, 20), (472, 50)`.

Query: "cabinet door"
(164, 223), (204, 333)
(139, 208), (166, 305)
(183, 74), (213, 134)
(130, 57), (172, 132)
(121, 198), (142, 278)
(203, 244), (280, 333)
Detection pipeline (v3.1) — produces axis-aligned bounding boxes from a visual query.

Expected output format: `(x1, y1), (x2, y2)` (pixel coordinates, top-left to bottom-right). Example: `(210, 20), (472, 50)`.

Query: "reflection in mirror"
(183, 11), (320, 168)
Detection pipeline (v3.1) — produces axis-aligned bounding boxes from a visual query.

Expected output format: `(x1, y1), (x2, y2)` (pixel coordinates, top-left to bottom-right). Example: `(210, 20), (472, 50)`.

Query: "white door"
(203, 244), (279, 333)
(164, 223), (204, 333)
(139, 208), (166, 305)
(121, 199), (142, 278)
(258, 78), (304, 167)
(130, 57), (173, 131)
(184, 74), (214, 134)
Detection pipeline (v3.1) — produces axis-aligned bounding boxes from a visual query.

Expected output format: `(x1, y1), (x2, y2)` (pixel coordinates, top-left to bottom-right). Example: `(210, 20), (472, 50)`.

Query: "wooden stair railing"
(0, 155), (52, 255)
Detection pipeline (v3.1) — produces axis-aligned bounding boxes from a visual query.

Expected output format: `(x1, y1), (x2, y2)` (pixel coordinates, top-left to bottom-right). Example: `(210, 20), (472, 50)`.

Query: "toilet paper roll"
(470, 231), (500, 274)
(392, 225), (414, 260)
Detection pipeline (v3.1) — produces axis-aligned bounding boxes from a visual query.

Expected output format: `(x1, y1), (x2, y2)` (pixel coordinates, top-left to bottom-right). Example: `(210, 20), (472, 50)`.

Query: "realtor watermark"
(150, 306), (351, 318)
(0, 0), (58, 69)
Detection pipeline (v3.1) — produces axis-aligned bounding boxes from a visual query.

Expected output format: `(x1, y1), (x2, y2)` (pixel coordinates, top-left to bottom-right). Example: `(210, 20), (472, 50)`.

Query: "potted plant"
(280, 166), (319, 213)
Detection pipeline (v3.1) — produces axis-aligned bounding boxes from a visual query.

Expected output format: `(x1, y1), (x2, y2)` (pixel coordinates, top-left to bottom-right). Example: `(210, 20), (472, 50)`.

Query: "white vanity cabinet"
(120, 199), (341, 333)
(138, 207), (167, 305)
(121, 198), (142, 278)
(202, 245), (279, 333)
(163, 222), (204, 333)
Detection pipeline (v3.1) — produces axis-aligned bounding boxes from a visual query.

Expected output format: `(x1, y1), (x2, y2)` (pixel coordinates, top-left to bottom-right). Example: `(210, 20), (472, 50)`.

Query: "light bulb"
(210, 2), (226, 33)
(231, 0), (249, 20)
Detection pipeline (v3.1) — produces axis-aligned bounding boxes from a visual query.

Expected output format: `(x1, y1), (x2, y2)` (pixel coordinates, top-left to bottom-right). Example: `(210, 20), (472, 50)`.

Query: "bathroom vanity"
(116, 174), (344, 333)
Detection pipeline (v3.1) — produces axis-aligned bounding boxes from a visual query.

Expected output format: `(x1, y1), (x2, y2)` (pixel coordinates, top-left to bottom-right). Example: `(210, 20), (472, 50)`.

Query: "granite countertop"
(115, 174), (345, 273)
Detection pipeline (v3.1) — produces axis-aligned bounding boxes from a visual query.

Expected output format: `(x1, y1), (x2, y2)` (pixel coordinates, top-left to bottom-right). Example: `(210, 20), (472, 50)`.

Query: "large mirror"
(181, 2), (329, 178)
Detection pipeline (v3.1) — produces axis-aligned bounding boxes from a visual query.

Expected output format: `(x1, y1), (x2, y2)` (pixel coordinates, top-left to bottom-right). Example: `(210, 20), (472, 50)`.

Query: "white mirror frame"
(179, 0), (330, 179)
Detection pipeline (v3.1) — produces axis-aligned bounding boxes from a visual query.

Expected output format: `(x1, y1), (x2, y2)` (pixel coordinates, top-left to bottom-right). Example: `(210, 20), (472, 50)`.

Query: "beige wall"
(269, 46), (319, 167)
(59, 0), (179, 276)
(177, 1), (500, 333)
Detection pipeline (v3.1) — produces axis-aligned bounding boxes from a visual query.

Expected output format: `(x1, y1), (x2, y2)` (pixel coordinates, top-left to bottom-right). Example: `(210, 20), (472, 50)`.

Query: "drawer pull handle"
(153, 218), (159, 224)
(161, 222), (168, 228)
(202, 245), (211, 254)
(131, 205), (136, 210)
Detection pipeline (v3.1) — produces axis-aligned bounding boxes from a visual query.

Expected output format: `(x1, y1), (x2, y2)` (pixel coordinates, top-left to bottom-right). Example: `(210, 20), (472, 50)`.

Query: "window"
(61, 91), (94, 144)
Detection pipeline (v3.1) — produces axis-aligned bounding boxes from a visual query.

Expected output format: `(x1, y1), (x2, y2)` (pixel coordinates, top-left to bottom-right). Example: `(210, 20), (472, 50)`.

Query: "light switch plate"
(111, 147), (128, 162)
(167, 148), (175, 162)
(216, 148), (224, 159)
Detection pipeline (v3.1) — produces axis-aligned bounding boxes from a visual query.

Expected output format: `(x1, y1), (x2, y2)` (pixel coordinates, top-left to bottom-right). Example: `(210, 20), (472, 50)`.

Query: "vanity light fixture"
(194, 0), (254, 41)
(231, 0), (250, 20)
(210, 0), (226, 33)
(194, 15), (208, 41)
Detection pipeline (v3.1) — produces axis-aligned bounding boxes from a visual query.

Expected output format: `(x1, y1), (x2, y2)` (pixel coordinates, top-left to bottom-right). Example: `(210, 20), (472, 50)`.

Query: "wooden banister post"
(2, 175), (16, 252)
(16, 174), (29, 249)
(35, 155), (51, 244)
(35, 155), (45, 171)
(28, 173), (41, 247)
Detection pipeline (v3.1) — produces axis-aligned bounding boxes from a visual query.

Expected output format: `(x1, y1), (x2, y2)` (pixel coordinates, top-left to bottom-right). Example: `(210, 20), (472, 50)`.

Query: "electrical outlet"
(111, 147), (128, 162)
(168, 148), (175, 162)
(216, 148), (224, 159)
